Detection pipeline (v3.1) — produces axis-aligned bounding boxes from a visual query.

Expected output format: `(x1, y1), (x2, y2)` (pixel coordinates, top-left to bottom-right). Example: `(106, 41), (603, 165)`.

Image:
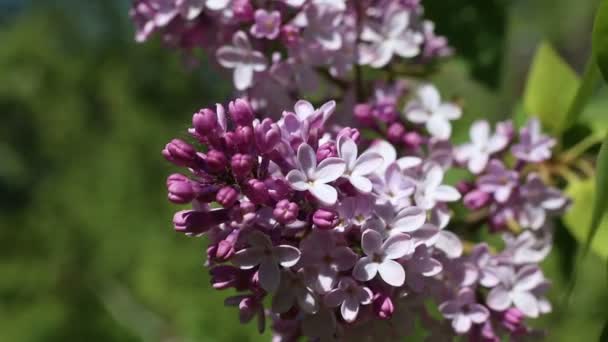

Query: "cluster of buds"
(130, 0), (451, 112)
(162, 94), (566, 340)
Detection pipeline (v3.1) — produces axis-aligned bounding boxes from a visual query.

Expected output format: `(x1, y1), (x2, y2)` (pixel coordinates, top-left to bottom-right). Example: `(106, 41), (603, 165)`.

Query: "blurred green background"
(0, 0), (606, 341)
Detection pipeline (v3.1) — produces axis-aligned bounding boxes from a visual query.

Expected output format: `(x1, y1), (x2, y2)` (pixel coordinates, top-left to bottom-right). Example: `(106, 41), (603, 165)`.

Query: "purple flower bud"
(403, 131), (424, 150)
(254, 118), (280, 154)
(496, 120), (515, 142)
(387, 122), (406, 144)
(197, 185), (220, 203)
(265, 177), (291, 202)
(232, 0), (254, 22)
(354, 104), (374, 127)
(205, 149), (228, 173)
(231, 154), (254, 179)
(167, 173), (196, 204)
(173, 209), (228, 235)
(244, 179), (270, 204)
(216, 186), (239, 208)
(193, 108), (218, 136)
(316, 141), (337, 162)
(372, 104), (397, 123)
(273, 199), (299, 224)
(216, 229), (239, 260)
(464, 190), (491, 210)
(373, 293), (394, 320)
(313, 209), (339, 230)
(501, 308), (525, 333)
(210, 265), (251, 290)
(235, 125), (254, 149)
(456, 181), (475, 195)
(162, 139), (198, 167)
(280, 25), (300, 46)
(229, 98), (254, 126)
(337, 127), (360, 143)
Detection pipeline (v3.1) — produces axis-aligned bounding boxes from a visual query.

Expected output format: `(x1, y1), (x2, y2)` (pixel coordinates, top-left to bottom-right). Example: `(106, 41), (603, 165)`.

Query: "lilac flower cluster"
(162, 94), (566, 340)
(130, 0), (451, 111)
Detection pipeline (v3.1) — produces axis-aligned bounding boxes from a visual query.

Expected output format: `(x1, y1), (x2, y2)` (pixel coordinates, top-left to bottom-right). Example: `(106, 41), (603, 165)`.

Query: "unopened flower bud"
(273, 200), (299, 224)
(464, 190), (491, 210)
(313, 209), (339, 230)
(193, 108), (218, 136)
(167, 173), (196, 204)
(354, 104), (374, 126)
(265, 177), (291, 202)
(501, 308), (525, 332)
(254, 118), (280, 153)
(280, 25), (299, 46)
(316, 141), (337, 162)
(231, 153), (254, 179)
(229, 98), (254, 126)
(403, 131), (424, 149)
(373, 293), (394, 320)
(162, 139), (198, 167)
(235, 125), (254, 149)
(232, 0), (254, 22)
(337, 127), (360, 143)
(205, 149), (228, 172)
(216, 186), (239, 208)
(244, 179), (269, 204)
(387, 122), (406, 144)
(173, 209), (228, 235)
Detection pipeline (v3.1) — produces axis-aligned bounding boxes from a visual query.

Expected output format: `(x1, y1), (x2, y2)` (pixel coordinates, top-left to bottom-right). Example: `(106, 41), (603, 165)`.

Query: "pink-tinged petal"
(421, 258), (442, 277)
(353, 257), (378, 282)
(470, 120), (490, 145)
(258, 258), (280, 293)
(369, 42), (393, 68)
(276, 245), (301, 267)
(512, 291), (539, 318)
(286, 169), (309, 191)
(418, 85), (440, 110)
(437, 103), (462, 120)
(426, 114), (451, 140)
(434, 185), (461, 202)
(366, 140), (396, 173)
(341, 298), (360, 323)
(297, 290), (319, 314)
(488, 134), (509, 153)
(392, 206), (426, 233)
(206, 0), (230, 10)
(234, 65), (253, 90)
(337, 136), (358, 170)
(294, 100), (315, 120)
(357, 287), (373, 305)
(435, 230), (463, 258)
(439, 301), (460, 318)
(332, 247), (358, 271)
(232, 247), (263, 269)
(468, 153), (489, 174)
(361, 230), (383, 255)
(514, 265), (544, 292)
(353, 152), (384, 176)
(468, 304), (490, 323)
(454, 144), (475, 163)
(249, 51), (267, 71)
(425, 164), (444, 189)
(383, 233), (413, 260)
(309, 183), (338, 206)
(316, 268), (337, 293)
(349, 175), (373, 193)
(232, 30), (251, 50)
(319, 100), (336, 123)
(480, 269), (500, 288)
(297, 143), (317, 178)
(397, 156), (422, 170)
(378, 259), (405, 287)
(538, 297), (552, 314)
(387, 10), (409, 37)
(216, 103), (227, 132)
(452, 314), (472, 334)
(486, 286), (511, 311)
(216, 46), (244, 68)
(315, 157), (346, 183)
(406, 108), (430, 123)
(324, 288), (345, 307)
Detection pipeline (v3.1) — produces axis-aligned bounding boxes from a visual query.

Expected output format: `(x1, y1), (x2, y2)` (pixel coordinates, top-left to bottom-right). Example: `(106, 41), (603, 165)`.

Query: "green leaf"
(601, 320), (608, 342)
(564, 176), (608, 261)
(586, 135), (608, 255)
(593, 0), (608, 81)
(523, 42), (580, 136)
(562, 61), (601, 131)
(580, 92), (608, 138)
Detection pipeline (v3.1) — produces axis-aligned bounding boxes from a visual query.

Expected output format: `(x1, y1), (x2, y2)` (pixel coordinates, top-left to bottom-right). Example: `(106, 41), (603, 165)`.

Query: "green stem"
(562, 133), (604, 163)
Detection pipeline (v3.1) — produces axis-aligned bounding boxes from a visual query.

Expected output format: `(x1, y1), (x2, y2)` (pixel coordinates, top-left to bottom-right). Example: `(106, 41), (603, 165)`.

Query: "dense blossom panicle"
(146, 0), (570, 339)
(161, 93), (565, 339)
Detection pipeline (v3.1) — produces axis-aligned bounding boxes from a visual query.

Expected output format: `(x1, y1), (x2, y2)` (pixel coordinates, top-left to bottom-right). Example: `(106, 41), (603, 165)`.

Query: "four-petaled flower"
(353, 229), (413, 287)
(413, 163), (461, 210)
(286, 143), (346, 206)
(455, 120), (509, 174)
(439, 288), (490, 334)
(217, 31), (267, 90)
(511, 118), (556, 162)
(251, 9), (281, 40)
(232, 231), (301, 293)
(324, 277), (373, 322)
(486, 265), (545, 318)
(406, 85), (462, 140)
(337, 136), (384, 193)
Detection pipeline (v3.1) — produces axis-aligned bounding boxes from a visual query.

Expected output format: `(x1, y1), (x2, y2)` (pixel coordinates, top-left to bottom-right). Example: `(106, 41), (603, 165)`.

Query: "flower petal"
(286, 169), (309, 191)
(234, 65), (253, 91)
(383, 233), (414, 260)
(514, 265), (544, 292)
(468, 304), (490, 323)
(378, 259), (406, 287)
(337, 136), (358, 170)
(259, 258), (280, 293)
(294, 100), (315, 120)
(435, 230), (463, 258)
(392, 206), (426, 233)
(433, 185), (461, 202)
(470, 120), (490, 145)
(361, 229), (383, 255)
(352, 257), (378, 282)
(276, 245), (301, 267)
(232, 247), (264, 269)
(353, 152), (384, 176)
(341, 298), (360, 323)
(417, 85), (440, 110)
(426, 114), (451, 140)
(309, 183), (338, 206)
(297, 143), (317, 178)
(315, 157), (346, 183)
(486, 286), (511, 311)
(349, 175), (373, 193)
(452, 314), (472, 334)
(324, 288), (345, 307)
(512, 291), (539, 318)
(437, 103), (461, 120)
(216, 46), (244, 68)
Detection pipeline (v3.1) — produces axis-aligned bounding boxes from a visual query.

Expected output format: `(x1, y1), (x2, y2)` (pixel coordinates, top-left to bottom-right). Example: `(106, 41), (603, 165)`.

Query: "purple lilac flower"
(406, 85), (462, 140)
(251, 9), (281, 40)
(455, 120), (509, 174)
(216, 31), (267, 90)
(486, 265), (545, 318)
(324, 277), (373, 322)
(511, 118), (556, 163)
(439, 288), (490, 334)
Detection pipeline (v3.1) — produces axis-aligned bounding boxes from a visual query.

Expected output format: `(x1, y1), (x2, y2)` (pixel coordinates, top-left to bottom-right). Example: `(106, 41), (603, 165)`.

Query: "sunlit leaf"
(562, 61), (601, 131)
(593, 0), (608, 81)
(523, 42), (580, 136)
(585, 135), (608, 255)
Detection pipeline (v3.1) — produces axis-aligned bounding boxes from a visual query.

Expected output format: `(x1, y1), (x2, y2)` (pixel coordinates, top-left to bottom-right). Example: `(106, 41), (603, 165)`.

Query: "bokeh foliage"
(0, 0), (606, 341)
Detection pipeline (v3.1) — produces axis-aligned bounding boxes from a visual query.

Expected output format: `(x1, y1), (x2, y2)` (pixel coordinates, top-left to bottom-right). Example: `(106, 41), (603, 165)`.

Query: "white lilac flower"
(286, 143), (346, 206)
(359, 7), (423, 68)
(486, 265), (545, 318)
(324, 277), (373, 322)
(439, 288), (490, 334)
(353, 229), (413, 286)
(298, 4), (343, 51)
(337, 135), (384, 193)
(455, 120), (509, 174)
(272, 269), (319, 314)
(232, 231), (301, 293)
(406, 85), (462, 140)
(501, 230), (552, 265)
(413, 163), (461, 210)
(511, 118), (556, 163)
(367, 201), (426, 237)
(517, 174), (568, 230)
(372, 163), (416, 208)
(216, 31), (267, 90)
